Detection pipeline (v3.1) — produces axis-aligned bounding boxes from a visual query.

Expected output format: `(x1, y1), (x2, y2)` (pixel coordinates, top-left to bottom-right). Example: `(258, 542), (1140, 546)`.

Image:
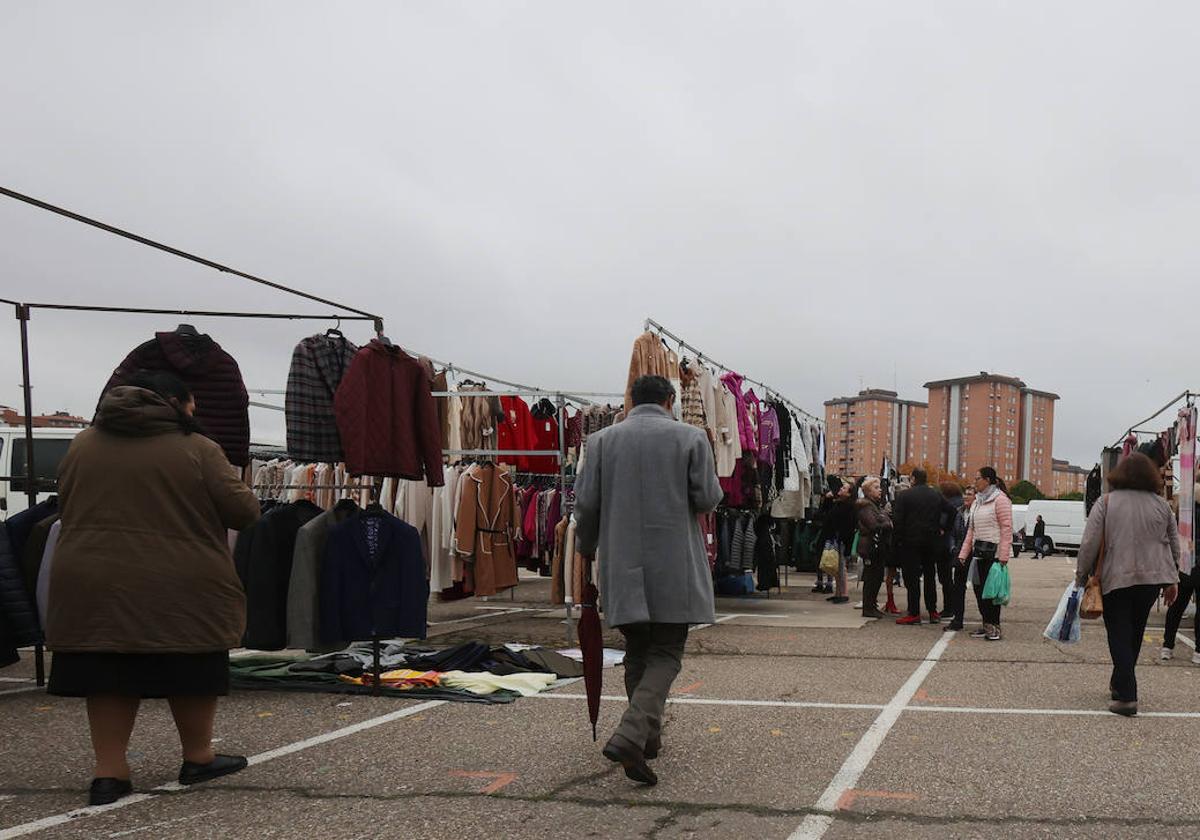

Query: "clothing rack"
(642, 317), (823, 424)
(0, 187), (389, 687)
(1111, 391), (1198, 449)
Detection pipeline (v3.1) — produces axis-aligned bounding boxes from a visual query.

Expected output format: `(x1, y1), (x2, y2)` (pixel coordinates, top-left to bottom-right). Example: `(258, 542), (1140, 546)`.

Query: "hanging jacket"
(623, 331), (681, 415)
(720, 372), (758, 453)
(0, 526), (40, 646)
(496, 396), (536, 472)
(334, 340), (444, 485)
(455, 463), (521, 596)
(237, 499), (324, 650)
(319, 512), (428, 644)
(285, 333), (359, 463)
(102, 331), (251, 466)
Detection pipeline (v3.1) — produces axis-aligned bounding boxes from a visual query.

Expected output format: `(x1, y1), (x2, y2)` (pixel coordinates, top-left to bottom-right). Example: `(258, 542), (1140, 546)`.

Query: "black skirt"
(48, 651), (230, 698)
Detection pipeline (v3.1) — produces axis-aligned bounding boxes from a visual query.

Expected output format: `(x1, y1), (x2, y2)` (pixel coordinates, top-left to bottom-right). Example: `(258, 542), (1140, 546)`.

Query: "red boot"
(896, 614), (922, 626)
(884, 597), (901, 615)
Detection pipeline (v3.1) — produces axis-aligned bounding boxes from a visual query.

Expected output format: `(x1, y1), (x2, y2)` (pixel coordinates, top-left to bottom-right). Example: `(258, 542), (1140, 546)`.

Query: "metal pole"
(16, 304), (45, 687)
(558, 393), (574, 645)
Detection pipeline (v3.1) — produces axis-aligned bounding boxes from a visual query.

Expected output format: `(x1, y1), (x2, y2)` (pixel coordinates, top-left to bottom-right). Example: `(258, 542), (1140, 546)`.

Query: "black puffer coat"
(0, 526), (41, 646)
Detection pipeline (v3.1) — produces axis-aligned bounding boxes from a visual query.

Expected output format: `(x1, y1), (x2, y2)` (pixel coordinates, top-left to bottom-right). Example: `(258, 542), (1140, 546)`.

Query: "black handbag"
(972, 540), (998, 561)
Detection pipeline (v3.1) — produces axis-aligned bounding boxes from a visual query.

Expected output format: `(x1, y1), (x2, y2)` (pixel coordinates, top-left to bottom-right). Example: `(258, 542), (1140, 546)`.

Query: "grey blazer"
(574, 404), (725, 628)
(287, 502), (359, 649)
(1075, 490), (1180, 594)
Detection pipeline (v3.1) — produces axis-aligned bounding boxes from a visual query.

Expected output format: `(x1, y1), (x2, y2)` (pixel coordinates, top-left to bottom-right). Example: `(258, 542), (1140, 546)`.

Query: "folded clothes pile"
(229, 639), (583, 702)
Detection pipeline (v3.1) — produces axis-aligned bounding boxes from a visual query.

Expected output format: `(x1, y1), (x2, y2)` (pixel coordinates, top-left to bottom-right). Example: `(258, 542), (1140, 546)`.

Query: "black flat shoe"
(178, 754), (248, 786)
(88, 777), (132, 807)
(602, 737), (657, 785)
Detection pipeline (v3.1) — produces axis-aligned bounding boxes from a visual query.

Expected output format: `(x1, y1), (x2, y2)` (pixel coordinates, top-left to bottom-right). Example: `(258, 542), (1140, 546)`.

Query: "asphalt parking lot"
(3, 556), (1200, 840)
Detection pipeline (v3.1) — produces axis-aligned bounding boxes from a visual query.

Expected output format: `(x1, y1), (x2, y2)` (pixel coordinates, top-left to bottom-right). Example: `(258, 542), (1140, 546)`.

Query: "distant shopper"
(892, 469), (957, 625)
(46, 373), (261, 806)
(958, 467), (1013, 641)
(575, 374), (724, 785)
(944, 486), (976, 631)
(1033, 515), (1047, 558)
(822, 482), (857, 605)
(1076, 453), (1180, 716)
(857, 477), (894, 618)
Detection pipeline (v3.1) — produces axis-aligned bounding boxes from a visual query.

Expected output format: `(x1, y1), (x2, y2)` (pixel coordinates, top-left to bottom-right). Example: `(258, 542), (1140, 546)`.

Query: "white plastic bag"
(1043, 582), (1083, 644)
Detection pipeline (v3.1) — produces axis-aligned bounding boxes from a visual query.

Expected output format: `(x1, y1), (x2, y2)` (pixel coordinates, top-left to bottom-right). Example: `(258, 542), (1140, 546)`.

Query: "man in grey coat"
(575, 375), (724, 786)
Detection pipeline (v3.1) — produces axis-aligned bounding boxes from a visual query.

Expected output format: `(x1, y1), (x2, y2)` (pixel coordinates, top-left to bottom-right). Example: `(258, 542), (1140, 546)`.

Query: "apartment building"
(924, 372), (1058, 487)
(1052, 459), (1089, 497)
(824, 389), (929, 477)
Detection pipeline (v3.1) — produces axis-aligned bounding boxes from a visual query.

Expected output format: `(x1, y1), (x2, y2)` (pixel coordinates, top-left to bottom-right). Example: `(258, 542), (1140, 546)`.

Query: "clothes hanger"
(325, 317), (345, 340)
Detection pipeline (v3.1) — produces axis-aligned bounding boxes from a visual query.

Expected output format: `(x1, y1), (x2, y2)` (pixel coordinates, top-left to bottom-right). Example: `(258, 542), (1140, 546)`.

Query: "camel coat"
(623, 331), (681, 415)
(455, 463), (521, 596)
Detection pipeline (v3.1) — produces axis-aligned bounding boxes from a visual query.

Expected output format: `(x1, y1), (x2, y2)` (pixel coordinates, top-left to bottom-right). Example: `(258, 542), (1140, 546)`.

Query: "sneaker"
(969, 627), (988, 638)
(985, 624), (1002, 641)
(929, 611), (941, 624)
(811, 584), (824, 593)
(896, 615), (922, 626)
(1109, 700), (1138, 717)
(862, 606), (884, 618)
(830, 596), (850, 604)
(1161, 646), (1175, 661)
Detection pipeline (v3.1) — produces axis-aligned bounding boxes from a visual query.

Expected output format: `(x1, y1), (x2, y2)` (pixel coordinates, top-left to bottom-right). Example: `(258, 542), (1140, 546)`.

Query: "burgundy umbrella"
(578, 582), (603, 741)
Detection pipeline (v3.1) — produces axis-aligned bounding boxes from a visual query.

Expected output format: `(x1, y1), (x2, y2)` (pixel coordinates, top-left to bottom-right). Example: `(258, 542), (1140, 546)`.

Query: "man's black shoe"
(603, 737), (657, 785)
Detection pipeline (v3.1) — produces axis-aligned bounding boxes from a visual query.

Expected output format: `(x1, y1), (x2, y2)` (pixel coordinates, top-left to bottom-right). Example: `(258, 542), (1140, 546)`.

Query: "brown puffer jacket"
(47, 387), (260, 653)
(102, 331), (251, 466)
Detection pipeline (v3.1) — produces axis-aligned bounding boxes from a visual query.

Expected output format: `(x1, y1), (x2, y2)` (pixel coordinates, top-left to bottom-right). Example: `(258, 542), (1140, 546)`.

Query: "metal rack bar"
(0, 187), (382, 325)
(643, 317), (822, 424)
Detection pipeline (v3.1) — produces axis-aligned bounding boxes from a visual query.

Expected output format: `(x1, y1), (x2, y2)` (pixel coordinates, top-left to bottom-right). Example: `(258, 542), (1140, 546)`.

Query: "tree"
(1009, 480), (1046, 505)
(898, 461), (967, 491)
(1058, 491), (1085, 501)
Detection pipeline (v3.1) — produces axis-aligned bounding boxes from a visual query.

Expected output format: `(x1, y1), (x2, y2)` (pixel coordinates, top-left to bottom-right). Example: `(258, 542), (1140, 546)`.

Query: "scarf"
(977, 484), (1001, 505)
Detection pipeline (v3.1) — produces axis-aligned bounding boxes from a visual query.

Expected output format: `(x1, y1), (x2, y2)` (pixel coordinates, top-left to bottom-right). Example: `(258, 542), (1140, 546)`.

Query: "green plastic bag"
(850, 532), (861, 558)
(982, 562), (1011, 606)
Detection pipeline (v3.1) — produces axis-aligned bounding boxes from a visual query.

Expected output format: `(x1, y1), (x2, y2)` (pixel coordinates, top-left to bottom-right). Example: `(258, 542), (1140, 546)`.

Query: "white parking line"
(0, 686), (41, 697)
(788, 632), (953, 840)
(1178, 633), (1195, 650)
(535, 692), (887, 712)
(0, 700), (446, 839)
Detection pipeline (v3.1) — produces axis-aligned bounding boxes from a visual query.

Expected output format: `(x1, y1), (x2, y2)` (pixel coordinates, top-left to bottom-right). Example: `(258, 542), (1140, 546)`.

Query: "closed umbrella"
(578, 581), (603, 741)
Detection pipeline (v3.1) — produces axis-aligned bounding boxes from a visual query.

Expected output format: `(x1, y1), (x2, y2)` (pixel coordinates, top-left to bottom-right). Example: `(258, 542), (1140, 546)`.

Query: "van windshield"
(11, 438), (72, 494)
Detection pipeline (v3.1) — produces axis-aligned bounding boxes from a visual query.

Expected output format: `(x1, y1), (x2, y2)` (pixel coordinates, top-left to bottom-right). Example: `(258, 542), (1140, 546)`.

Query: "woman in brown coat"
(47, 372), (260, 805)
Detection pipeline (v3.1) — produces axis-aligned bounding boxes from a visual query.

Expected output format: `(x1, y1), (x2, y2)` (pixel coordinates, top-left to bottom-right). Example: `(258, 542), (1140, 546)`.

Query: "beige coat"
(48, 387), (260, 653)
(623, 331), (680, 415)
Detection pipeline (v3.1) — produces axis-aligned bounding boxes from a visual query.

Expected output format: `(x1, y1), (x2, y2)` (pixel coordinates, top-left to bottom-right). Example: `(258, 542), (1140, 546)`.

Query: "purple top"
(758, 406), (780, 465)
(720, 371), (758, 452)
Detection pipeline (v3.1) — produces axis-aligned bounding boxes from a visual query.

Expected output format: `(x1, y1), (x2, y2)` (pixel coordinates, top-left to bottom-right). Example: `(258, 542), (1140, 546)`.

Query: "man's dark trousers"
(614, 623), (689, 752)
(901, 542), (939, 617)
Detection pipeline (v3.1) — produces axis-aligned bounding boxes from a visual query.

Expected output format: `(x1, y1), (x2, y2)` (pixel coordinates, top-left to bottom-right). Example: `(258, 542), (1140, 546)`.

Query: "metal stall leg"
(16, 304), (45, 687)
(557, 393), (574, 646)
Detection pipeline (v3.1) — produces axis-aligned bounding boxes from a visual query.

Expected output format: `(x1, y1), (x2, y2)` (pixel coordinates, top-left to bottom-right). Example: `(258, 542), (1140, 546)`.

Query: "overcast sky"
(2, 2), (1197, 468)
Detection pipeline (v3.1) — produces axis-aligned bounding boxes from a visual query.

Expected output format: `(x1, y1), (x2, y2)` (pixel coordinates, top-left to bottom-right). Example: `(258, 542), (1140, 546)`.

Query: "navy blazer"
(319, 511), (427, 644)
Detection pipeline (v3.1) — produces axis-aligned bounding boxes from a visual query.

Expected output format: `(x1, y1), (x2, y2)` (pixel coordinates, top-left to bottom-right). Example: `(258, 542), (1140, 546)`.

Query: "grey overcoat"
(574, 404), (725, 628)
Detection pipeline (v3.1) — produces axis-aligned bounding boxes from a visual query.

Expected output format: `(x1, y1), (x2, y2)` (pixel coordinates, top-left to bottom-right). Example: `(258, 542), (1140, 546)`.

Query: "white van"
(0, 427), (84, 520)
(1010, 504), (1028, 557)
(1024, 499), (1087, 556)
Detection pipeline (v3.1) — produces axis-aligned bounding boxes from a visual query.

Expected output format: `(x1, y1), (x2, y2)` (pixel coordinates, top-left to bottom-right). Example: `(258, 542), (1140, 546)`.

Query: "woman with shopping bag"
(957, 467), (1012, 641)
(1074, 452), (1180, 717)
(856, 477), (894, 618)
